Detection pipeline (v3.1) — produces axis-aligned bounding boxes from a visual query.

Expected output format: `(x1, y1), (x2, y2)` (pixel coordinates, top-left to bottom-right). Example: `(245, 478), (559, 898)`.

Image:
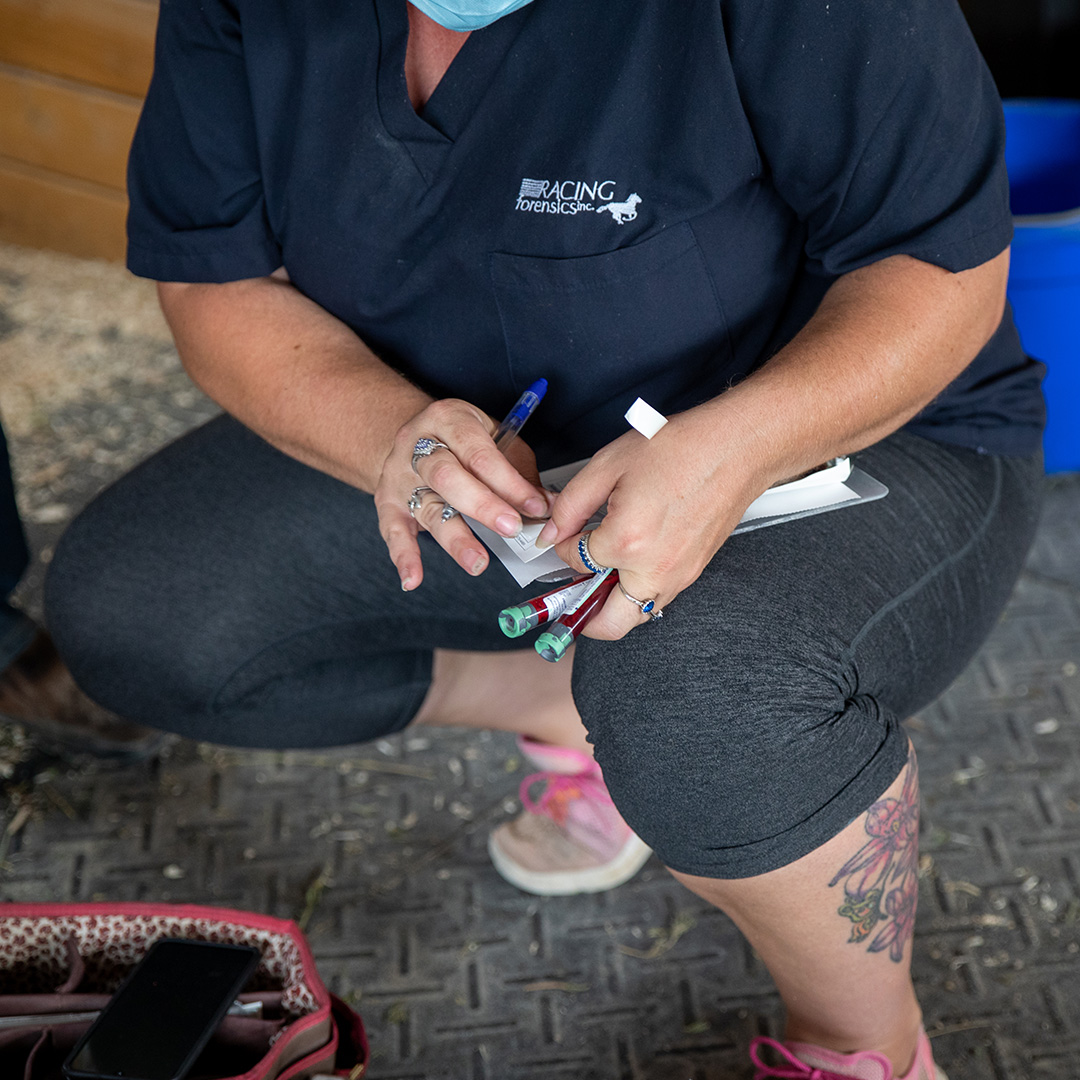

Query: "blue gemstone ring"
(578, 533), (609, 575)
(618, 581), (663, 621)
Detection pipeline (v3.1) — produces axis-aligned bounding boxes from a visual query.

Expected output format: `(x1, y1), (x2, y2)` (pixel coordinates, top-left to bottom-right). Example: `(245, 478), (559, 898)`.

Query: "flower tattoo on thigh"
(829, 746), (920, 962)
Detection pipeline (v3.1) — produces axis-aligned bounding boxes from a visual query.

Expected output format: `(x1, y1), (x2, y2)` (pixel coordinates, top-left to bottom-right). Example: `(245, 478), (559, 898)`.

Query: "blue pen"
(493, 378), (547, 452)
(440, 378), (547, 523)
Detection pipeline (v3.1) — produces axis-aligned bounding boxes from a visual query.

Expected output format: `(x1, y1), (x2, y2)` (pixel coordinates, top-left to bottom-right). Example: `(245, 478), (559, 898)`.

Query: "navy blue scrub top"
(127, 0), (1046, 469)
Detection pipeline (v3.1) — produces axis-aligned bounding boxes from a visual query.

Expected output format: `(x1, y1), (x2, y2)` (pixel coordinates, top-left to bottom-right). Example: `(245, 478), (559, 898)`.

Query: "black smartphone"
(62, 939), (261, 1080)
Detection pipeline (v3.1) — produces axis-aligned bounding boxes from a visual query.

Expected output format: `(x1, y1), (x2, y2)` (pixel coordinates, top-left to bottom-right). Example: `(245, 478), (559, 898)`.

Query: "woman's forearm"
(689, 250), (1011, 495)
(157, 276), (432, 492)
(537, 249), (1012, 639)
(159, 250), (1008, 505)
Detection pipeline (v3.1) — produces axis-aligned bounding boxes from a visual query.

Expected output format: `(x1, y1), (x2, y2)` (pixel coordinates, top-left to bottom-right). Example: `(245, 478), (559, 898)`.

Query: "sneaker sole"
(487, 831), (652, 896)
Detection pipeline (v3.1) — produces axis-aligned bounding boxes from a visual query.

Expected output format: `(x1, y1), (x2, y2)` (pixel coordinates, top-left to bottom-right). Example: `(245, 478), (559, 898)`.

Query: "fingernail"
(469, 552), (486, 575)
(537, 521), (557, 547)
(524, 497), (547, 518)
(401, 577), (413, 592)
(495, 513), (521, 537)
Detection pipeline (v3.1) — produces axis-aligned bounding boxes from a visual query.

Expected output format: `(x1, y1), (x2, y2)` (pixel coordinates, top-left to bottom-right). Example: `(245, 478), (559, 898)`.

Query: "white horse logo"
(596, 193), (642, 224)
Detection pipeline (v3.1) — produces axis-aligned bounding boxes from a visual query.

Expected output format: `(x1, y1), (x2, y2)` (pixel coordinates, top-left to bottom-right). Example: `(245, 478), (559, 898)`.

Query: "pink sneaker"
(750, 1027), (947, 1080)
(487, 736), (652, 895)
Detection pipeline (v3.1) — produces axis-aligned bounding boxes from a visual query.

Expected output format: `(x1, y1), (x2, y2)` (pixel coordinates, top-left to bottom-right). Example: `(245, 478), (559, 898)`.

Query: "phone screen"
(65, 940), (260, 1080)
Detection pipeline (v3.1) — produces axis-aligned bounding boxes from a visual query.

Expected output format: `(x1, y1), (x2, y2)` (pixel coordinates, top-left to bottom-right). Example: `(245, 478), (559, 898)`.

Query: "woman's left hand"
(531, 251), (1015, 642)
(535, 410), (768, 640)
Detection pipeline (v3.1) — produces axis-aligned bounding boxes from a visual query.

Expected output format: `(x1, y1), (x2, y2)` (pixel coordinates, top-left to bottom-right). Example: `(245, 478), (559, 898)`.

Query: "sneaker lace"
(518, 765), (633, 865)
(519, 768), (613, 826)
(749, 1037), (865, 1080)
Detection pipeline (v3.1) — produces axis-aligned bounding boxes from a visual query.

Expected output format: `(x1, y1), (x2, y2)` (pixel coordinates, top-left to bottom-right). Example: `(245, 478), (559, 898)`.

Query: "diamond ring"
(411, 437), (450, 472)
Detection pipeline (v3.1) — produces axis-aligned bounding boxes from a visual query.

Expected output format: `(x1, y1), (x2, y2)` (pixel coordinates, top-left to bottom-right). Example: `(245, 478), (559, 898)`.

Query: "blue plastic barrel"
(1004, 99), (1080, 473)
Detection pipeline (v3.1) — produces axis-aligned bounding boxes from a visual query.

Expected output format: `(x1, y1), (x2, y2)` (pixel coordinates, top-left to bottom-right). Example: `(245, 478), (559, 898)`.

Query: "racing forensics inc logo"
(515, 178), (641, 223)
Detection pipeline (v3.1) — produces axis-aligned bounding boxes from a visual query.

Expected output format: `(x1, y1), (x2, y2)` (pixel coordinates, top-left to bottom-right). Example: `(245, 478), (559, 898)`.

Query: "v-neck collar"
(374, 0), (532, 180)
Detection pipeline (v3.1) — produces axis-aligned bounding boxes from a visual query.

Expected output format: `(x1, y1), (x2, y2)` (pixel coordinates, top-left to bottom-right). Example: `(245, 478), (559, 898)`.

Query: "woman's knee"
(46, 509), (428, 747)
(44, 499), (234, 727)
(577, 636), (909, 881)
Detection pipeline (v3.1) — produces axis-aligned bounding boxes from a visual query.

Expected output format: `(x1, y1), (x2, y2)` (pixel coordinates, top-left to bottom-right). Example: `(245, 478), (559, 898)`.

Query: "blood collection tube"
(535, 571), (619, 663)
(499, 575), (593, 638)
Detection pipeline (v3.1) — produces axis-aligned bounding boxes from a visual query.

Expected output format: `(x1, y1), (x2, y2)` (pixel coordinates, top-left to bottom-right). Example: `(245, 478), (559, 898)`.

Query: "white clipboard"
(468, 456), (888, 587)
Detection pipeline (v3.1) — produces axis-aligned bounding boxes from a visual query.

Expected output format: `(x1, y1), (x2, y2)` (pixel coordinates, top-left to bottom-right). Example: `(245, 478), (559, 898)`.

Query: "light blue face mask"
(409, 0), (535, 32)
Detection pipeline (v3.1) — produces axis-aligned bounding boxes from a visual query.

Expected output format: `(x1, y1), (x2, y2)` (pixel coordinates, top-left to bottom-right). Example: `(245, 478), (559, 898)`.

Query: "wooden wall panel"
(0, 64), (140, 190)
(0, 0), (157, 100)
(0, 154), (128, 262)
(0, 0), (154, 258)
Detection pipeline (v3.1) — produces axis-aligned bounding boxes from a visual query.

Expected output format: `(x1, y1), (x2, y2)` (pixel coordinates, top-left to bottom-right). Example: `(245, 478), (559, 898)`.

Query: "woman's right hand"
(374, 398), (552, 590)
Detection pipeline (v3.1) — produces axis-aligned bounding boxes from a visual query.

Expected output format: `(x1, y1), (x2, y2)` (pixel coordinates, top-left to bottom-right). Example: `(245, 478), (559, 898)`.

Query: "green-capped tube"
(498, 576), (592, 638)
(536, 623), (575, 662)
(535, 571), (619, 663)
(500, 605), (541, 638)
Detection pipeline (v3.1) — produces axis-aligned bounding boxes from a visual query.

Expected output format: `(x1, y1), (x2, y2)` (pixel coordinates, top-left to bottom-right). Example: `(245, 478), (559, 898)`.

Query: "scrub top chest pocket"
(491, 223), (733, 460)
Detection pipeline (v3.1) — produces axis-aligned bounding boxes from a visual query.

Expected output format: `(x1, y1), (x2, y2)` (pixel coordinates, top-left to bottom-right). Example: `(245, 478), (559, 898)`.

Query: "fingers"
(377, 486), (489, 589)
(414, 443), (532, 538)
(536, 451), (661, 640)
(587, 587), (653, 640)
(376, 397), (556, 591)
(502, 441), (556, 515)
(535, 453), (616, 550)
(410, 488), (489, 576)
(376, 496), (424, 591)
(546, 529), (657, 641)
(406, 401), (549, 522)
(550, 474), (686, 639)
(562, 540), (661, 641)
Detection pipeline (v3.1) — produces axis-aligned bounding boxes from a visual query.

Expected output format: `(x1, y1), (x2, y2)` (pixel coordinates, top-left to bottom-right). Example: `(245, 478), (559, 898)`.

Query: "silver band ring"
(618, 581), (663, 620)
(578, 533), (609, 575)
(408, 486), (436, 518)
(412, 437), (450, 472)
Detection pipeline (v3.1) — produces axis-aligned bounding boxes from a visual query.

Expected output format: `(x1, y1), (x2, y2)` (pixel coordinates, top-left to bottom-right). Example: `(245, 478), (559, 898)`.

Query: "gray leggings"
(45, 418), (1042, 878)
